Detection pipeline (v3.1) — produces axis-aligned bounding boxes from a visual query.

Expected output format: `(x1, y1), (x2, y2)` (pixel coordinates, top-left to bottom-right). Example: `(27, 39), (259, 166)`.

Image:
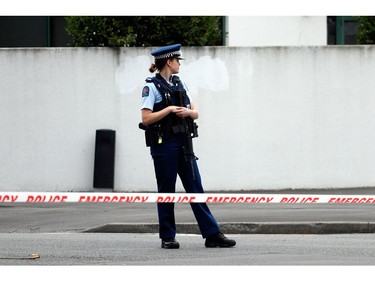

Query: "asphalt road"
(1, 188), (375, 280)
(1, 232), (374, 266)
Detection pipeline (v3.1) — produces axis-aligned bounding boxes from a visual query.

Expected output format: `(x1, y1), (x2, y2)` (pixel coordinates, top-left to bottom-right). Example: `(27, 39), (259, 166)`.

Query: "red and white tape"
(1, 192), (375, 203)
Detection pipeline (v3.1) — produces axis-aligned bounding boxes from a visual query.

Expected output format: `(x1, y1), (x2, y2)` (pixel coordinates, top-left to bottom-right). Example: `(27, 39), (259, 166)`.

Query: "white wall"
(226, 16), (327, 46)
(1, 46), (375, 192)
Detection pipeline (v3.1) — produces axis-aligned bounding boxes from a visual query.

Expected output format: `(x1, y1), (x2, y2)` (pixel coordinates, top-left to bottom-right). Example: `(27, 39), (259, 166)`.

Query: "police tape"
(1, 192), (375, 204)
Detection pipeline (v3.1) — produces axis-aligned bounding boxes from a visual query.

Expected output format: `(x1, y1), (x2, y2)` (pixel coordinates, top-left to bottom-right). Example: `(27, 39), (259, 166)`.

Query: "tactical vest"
(139, 74), (198, 147)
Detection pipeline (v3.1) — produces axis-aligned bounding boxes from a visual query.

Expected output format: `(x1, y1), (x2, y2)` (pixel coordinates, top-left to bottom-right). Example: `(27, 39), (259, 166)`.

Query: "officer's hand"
(172, 106), (191, 118)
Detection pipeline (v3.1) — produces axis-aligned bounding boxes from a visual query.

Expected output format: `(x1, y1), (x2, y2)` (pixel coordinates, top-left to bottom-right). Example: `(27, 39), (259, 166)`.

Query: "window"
(327, 16), (359, 45)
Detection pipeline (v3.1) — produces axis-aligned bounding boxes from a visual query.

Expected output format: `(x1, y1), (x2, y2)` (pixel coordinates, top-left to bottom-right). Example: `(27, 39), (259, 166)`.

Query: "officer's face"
(169, 58), (181, 74)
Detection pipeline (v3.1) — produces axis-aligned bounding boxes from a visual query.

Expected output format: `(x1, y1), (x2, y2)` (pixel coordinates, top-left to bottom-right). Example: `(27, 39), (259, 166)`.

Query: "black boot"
(205, 232), (236, 248)
(161, 238), (180, 249)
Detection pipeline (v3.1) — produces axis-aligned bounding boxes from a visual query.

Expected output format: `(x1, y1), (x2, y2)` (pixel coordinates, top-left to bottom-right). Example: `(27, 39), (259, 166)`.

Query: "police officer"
(140, 44), (236, 249)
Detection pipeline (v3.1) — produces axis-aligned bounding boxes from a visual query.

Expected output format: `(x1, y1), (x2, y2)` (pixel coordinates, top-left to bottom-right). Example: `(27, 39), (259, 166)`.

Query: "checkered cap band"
(153, 50), (182, 60)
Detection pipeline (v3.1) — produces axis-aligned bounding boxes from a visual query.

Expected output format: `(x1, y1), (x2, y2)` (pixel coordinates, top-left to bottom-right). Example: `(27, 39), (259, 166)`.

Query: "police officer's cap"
(151, 44), (185, 60)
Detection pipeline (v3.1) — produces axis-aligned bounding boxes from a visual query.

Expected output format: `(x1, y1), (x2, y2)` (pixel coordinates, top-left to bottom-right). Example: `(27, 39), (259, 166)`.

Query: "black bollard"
(93, 129), (115, 189)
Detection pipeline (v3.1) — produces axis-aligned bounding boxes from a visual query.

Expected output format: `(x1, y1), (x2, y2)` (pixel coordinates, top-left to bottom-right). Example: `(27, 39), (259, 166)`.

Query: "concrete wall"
(1, 46), (375, 192)
(226, 16), (327, 46)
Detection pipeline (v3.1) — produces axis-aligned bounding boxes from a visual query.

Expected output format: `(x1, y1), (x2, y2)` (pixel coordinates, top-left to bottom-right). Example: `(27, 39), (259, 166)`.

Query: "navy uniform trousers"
(150, 135), (220, 240)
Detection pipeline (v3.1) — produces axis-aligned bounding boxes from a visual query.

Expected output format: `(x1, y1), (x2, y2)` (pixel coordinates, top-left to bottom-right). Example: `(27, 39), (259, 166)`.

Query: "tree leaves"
(65, 16), (224, 47)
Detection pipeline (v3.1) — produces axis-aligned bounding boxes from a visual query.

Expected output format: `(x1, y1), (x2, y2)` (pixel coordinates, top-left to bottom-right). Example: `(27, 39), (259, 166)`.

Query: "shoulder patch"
(142, 86), (150, 97)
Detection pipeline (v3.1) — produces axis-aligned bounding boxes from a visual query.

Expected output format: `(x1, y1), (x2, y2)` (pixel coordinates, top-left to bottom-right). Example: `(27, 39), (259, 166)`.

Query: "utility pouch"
(190, 121), (199, 138)
(139, 123), (161, 147)
(172, 124), (186, 135)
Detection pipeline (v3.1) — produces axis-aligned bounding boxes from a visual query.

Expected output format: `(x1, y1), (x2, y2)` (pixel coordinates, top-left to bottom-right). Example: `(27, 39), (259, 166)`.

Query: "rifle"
(173, 88), (199, 179)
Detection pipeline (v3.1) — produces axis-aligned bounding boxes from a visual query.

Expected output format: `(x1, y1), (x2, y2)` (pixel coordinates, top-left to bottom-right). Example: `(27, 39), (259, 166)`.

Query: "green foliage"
(354, 16), (375, 44)
(65, 16), (224, 47)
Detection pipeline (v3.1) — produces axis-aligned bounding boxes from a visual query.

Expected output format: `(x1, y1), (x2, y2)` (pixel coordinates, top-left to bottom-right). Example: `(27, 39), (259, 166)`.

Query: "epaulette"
(145, 77), (153, 83)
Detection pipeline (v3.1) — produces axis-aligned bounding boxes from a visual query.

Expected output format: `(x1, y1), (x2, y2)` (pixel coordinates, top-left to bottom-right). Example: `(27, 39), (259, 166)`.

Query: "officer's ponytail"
(149, 58), (168, 73)
(149, 63), (157, 73)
